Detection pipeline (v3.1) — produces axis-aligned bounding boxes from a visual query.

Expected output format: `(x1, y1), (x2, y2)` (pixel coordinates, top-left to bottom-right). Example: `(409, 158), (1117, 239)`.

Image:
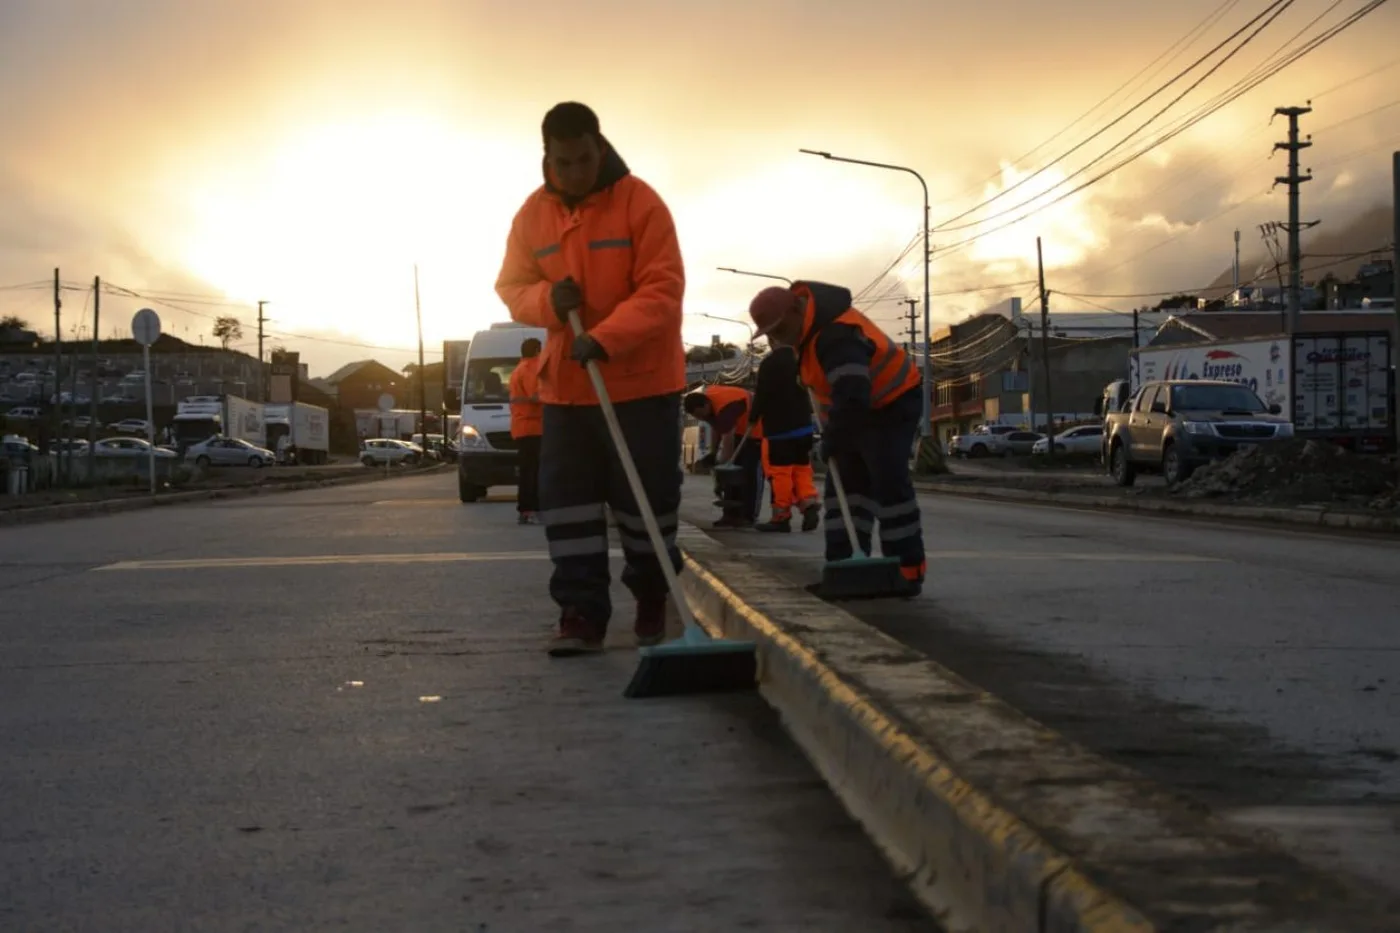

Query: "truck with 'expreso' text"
(263, 402), (330, 464)
(1118, 331), (1394, 452)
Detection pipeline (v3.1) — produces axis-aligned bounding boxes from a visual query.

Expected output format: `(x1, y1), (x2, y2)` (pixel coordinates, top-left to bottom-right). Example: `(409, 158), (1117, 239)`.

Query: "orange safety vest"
(508, 357), (543, 438)
(703, 384), (762, 439)
(795, 284), (920, 417)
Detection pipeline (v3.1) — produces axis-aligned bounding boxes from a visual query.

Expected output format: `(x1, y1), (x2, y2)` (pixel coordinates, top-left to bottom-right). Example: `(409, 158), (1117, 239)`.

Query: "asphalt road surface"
(0, 473), (928, 933)
(682, 474), (1400, 900)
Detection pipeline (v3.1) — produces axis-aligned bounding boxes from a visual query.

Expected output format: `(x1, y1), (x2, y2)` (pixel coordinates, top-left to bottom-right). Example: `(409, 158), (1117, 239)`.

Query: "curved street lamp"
(715, 266), (792, 284)
(799, 149), (932, 438)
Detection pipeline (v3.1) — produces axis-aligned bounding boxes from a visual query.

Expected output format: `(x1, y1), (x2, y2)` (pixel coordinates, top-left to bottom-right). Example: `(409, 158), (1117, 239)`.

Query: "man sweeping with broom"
(494, 101), (688, 657)
(749, 281), (927, 598)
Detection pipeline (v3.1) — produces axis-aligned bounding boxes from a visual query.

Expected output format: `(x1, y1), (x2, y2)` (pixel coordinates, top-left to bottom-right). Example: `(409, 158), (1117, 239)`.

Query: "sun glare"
(964, 162), (1103, 270)
(177, 113), (538, 348)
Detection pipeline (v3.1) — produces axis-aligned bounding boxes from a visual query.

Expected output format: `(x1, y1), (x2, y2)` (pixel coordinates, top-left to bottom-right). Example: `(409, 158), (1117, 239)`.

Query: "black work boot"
(755, 516), (792, 533)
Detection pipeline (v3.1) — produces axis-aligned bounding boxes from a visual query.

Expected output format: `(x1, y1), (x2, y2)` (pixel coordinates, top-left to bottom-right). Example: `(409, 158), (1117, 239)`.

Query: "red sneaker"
(634, 599), (667, 648)
(547, 609), (606, 657)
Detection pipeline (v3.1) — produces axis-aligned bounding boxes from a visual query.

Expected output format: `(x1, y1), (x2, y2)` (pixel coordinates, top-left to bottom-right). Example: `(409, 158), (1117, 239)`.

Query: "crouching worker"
(749, 281), (927, 595)
(748, 344), (820, 533)
(509, 337), (544, 524)
(683, 385), (764, 529)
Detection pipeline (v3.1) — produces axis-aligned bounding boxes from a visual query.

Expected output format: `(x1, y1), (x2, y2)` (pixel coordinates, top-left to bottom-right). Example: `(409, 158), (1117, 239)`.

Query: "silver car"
(186, 436), (276, 468)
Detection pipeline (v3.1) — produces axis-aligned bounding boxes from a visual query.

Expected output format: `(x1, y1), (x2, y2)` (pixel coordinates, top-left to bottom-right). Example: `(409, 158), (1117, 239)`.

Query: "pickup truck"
(1098, 379), (1294, 486)
(948, 424), (1016, 458)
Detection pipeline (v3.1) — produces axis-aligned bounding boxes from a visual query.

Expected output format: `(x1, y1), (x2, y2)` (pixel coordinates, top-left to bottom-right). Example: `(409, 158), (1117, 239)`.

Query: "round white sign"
(131, 308), (162, 347)
(377, 393), (395, 412)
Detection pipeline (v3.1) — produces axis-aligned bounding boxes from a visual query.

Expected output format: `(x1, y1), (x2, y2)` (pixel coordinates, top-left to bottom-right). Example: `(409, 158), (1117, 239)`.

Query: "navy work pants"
(538, 393), (684, 625)
(822, 387), (926, 577)
(515, 434), (541, 514)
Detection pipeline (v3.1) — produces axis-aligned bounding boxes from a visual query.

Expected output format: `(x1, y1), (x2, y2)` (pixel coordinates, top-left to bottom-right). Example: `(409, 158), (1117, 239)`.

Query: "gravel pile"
(1172, 439), (1397, 507)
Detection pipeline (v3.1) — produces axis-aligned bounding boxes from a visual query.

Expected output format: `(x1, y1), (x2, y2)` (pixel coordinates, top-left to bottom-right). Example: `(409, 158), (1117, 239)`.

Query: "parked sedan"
(185, 436), (276, 468)
(1031, 424), (1104, 456)
(360, 438), (421, 467)
(94, 437), (177, 459)
(1000, 431), (1045, 456)
(107, 418), (152, 436)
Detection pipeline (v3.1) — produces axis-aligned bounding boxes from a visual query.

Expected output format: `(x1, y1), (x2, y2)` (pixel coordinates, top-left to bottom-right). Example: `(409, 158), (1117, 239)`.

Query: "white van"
(457, 321), (548, 503)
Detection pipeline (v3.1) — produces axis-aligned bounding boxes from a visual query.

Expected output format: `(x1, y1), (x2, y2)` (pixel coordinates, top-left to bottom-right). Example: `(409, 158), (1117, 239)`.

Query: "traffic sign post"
(131, 308), (161, 494)
(377, 393), (394, 478)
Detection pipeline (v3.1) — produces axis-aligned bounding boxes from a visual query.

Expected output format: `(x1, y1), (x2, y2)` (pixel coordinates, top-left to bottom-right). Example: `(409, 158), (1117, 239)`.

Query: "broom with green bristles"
(563, 308), (757, 699)
(806, 387), (907, 600)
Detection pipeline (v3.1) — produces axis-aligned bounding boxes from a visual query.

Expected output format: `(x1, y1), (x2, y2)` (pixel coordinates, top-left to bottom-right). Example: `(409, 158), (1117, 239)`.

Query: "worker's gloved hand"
(571, 333), (609, 365)
(550, 277), (583, 323)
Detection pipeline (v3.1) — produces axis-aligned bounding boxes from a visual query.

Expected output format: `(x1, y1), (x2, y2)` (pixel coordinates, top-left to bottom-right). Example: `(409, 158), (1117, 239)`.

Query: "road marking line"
(372, 497), (516, 505)
(93, 549), (626, 571)
(731, 549), (1222, 563)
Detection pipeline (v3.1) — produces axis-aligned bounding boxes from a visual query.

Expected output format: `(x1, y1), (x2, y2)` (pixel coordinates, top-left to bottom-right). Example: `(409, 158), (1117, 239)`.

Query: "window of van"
(464, 358), (520, 403)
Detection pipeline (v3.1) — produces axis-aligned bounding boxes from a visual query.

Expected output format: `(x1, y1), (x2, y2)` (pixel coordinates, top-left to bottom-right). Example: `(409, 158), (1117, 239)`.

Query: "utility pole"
(1233, 229), (1241, 297)
(256, 300), (268, 402)
(902, 298), (918, 353)
(89, 277), (100, 479)
(1391, 151), (1398, 473)
(414, 265), (427, 452)
(1273, 105), (1314, 332)
(1036, 237), (1054, 455)
(1131, 307), (1142, 390)
(51, 268), (63, 483)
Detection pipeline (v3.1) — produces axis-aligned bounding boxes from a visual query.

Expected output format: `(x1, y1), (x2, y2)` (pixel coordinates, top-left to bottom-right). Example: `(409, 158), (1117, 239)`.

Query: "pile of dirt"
(1172, 439), (1397, 508)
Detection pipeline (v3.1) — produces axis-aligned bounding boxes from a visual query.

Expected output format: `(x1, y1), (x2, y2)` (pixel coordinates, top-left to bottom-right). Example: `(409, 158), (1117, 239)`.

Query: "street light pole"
(799, 149), (932, 438)
(693, 311), (757, 348)
(715, 267), (792, 284)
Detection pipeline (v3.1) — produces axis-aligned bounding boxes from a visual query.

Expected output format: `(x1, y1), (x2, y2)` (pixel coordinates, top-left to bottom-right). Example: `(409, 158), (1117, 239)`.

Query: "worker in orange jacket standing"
(749, 281), (926, 596)
(495, 102), (686, 657)
(683, 384), (764, 528)
(749, 344), (821, 533)
(508, 337), (544, 525)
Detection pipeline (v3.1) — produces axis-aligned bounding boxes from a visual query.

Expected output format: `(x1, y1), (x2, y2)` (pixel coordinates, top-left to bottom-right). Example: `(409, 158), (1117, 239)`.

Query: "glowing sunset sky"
(1, 0), (1396, 375)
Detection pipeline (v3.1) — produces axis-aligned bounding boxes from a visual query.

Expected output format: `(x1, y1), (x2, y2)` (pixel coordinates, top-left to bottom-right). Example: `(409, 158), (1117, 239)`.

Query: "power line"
(932, 0), (1297, 234)
(928, 0), (1391, 261)
(935, 0), (1301, 236)
(1063, 122), (1400, 294)
(1057, 244), (1392, 299)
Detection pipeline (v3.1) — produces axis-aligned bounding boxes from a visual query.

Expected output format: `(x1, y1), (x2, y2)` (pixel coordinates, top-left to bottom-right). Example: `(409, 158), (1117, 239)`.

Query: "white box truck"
(1130, 331), (1393, 451)
(264, 402), (330, 465)
(170, 395), (265, 450)
(456, 321), (548, 503)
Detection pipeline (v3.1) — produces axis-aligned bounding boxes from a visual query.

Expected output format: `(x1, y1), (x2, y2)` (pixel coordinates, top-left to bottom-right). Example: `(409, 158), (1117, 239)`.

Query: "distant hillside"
(1207, 202), (1394, 291)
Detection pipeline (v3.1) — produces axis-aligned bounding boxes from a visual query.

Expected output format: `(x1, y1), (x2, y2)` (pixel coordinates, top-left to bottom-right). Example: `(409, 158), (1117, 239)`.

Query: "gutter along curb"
(676, 524), (1397, 932)
(0, 463), (452, 528)
(911, 479), (1400, 532)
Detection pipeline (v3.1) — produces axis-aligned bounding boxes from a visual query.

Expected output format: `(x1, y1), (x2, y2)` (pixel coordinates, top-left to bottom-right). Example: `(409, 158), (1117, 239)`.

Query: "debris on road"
(1173, 440), (1398, 508)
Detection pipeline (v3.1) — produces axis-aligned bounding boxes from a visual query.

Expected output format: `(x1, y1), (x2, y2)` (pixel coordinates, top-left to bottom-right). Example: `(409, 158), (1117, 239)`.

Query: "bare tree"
(212, 316), (243, 350)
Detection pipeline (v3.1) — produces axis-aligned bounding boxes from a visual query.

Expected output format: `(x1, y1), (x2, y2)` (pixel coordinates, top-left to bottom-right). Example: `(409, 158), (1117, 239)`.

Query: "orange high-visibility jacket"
(703, 384), (762, 439)
(494, 140), (686, 406)
(793, 280), (921, 420)
(508, 356), (543, 439)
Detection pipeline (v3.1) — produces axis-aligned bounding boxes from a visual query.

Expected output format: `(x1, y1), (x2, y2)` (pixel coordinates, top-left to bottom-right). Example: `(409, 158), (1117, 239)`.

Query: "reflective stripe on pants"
(539, 393), (684, 624)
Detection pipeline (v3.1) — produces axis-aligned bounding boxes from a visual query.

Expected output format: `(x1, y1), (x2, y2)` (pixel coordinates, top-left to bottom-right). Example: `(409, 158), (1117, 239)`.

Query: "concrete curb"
(0, 464), (452, 528)
(676, 524), (1397, 932)
(911, 480), (1400, 533)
